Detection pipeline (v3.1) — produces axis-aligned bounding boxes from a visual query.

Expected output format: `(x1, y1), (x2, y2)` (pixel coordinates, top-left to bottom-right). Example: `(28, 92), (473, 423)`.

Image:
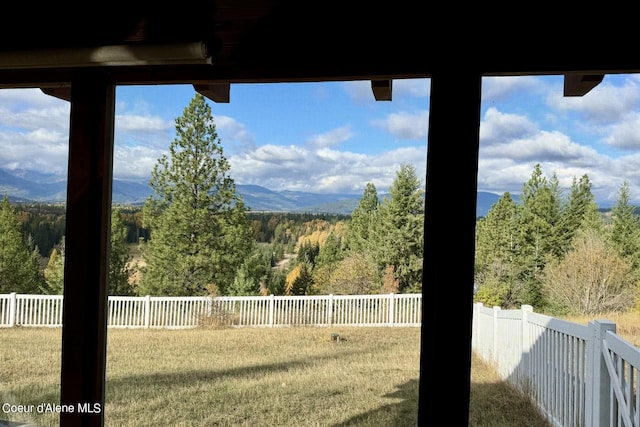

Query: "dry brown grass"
(0, 325), (564, 427)
(469, 352), (551, 427)
(561, 310), (640, 347)
(0, 327), (420, 427)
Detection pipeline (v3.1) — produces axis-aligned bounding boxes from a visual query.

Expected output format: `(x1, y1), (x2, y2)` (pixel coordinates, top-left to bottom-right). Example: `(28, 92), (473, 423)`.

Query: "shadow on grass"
(331, 378), (419, 427)
(469, 382), (551, 427)
(104, 347), (363, 403)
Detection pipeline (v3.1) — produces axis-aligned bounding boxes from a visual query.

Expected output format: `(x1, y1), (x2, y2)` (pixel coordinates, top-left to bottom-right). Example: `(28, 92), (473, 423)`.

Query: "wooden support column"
(60, 71), (115, 427)
(419, 71), (481, 425)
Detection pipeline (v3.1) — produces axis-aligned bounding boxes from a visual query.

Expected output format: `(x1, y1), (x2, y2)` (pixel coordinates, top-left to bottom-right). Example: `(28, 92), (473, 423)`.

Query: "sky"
(3, 74), (640, 206)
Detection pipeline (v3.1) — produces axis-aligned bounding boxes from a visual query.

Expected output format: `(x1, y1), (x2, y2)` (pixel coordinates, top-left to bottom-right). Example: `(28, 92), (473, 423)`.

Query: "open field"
(0, 326), (550, 426)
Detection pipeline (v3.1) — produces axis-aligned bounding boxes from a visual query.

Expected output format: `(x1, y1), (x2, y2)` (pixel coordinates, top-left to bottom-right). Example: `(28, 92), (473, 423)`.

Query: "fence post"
(492, 306), (501, 362)
(520, 305), (533, 388)
(471, 303), (482, 350)
(144, 295), (151, 329)
(9, 292), (16, 328)
(388, 293), (395, 327)
(585, 319), (616, 427)
(269, 294), (274, 327)
(328, 294), (333, 326)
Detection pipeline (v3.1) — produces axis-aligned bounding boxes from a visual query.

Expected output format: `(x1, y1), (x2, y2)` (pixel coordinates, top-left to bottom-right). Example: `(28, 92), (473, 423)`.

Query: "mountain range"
(0, 167), (504, 217)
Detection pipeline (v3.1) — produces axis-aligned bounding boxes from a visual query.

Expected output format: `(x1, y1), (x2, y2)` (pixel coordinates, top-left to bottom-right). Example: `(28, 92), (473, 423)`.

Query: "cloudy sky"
(2, 74), (640, 206)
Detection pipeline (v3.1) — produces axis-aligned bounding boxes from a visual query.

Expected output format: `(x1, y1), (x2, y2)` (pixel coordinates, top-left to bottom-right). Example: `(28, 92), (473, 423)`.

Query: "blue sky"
(2, 74), (640, 206)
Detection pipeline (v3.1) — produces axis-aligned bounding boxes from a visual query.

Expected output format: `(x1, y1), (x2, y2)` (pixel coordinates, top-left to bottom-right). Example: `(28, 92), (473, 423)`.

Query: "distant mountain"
(0, 167), (510, 216)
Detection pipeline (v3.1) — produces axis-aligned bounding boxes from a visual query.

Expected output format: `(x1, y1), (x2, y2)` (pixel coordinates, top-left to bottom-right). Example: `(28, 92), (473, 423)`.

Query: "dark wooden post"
(60, 71), (115, 427)
(419, 71), (482, 425)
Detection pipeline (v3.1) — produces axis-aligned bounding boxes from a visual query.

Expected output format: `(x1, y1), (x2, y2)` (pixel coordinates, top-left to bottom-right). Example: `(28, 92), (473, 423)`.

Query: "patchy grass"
(0, 326), (557, 426)
(1, 327), (419, 426)
(469, 352), (551, 427)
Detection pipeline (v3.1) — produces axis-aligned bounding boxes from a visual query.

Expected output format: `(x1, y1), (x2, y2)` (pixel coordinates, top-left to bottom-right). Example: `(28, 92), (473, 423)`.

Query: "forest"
(0, 92), (423, 299)
(5, 92), (640, 318)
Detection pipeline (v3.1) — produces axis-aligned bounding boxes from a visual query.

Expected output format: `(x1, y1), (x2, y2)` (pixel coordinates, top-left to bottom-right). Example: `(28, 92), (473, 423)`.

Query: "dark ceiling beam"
(41, 86), (71, 101)
(194, 83), (230, 103)
(371, 80), (392, 101)
(563, 74), (605, 96)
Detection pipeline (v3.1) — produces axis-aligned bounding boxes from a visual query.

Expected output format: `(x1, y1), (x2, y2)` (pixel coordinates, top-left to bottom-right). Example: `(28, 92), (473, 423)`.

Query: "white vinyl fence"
(472, 302), (640, 427)
(0, 292), (421, 329)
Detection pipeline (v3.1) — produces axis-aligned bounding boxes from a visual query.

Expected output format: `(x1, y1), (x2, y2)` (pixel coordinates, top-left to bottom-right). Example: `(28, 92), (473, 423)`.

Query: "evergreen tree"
(372, 164), (424, 292)
(610, 181), (640, 271)
(109, 209), (135, 295)
(514, 164), (563, 307)
(558, 174), (602, 254)
(474, 192), (519, 307)
(0, 195), (45, 293)
(285, 262), (314, 295)
(475, 192), (518, 270)
(346, 182), (378, 253)
(140, 93), (253, 296)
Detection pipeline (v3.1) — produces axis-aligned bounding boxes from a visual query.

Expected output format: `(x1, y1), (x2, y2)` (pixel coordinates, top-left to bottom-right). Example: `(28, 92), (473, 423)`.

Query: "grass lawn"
(1, 326), (421, 427)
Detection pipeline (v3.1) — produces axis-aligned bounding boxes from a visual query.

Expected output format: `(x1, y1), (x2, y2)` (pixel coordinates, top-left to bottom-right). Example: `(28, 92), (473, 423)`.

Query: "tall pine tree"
(109, 209), (135, 295)
(558, 174), (601, 255)
(610, 181), (640, 271)
(346, 182), (378, 253)
(515, 164), (563, 307)
(372, 164), (424, 292)
(140, 93), (253, 296)
(474, 192), (519, 307)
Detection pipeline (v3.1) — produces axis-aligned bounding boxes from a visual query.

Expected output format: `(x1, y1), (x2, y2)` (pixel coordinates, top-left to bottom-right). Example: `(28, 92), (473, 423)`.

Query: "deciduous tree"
(44, 237), (65, 294)
(542, 229), (635, 315)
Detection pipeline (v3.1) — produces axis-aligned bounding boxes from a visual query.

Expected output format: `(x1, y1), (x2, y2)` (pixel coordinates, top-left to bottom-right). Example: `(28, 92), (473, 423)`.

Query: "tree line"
(0, 92), (421, 299)
(5, 89), (640, 318)
(474, 163), (640, 316)
(0, 195), (134, 295)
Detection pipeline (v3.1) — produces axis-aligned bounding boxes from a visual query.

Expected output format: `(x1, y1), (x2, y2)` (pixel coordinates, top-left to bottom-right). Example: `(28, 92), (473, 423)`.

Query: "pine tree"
(610, 181), (640, 271)
(140, 93), (253, 296)
(558, 174), (602, 254)
(346, 182), (378, 253)
(474, 192), (519, 307)
(109, 209), (135, 295)
(514, 164), (563, 307)
(0, 195), (45, 293)
(372, 164), (424, 292)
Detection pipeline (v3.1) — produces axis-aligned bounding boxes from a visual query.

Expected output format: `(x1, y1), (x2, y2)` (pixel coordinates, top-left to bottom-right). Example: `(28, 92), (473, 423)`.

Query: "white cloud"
(547, 76), (640, 124)
(371, 110), (428, 140)
(601, 111), (640, 150)
(214, 115), (255, 148)
(480, 108), (538, 145)
(482, 76), (546, 102)
(307, 126), (354, 148)
(229, 144), (425, 194)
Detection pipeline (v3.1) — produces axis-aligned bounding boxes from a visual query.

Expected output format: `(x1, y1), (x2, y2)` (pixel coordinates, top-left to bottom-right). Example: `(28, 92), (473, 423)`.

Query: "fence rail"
(472, 302), (640, 427)
(0, 293), (422, 329)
